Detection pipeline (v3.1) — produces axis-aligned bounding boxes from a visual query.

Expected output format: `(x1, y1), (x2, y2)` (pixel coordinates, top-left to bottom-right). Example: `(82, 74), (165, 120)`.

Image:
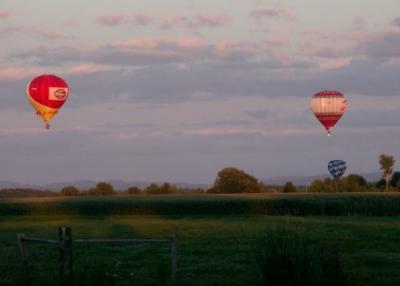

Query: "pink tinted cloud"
(264, 36), (289, 46)
(113, 36), (205, 50)
(193, 13), (230, 27)
(0, 10), (11, 18)
(28, 26), (67, 40)
(392, 17), (400, 27)
(353, 16), (366, 29)
(183, 127), (261, 136)
(0, 67), (45, 81)
(96, 12), (153, 26)
(130, 13), (153, 25)
(0, 26), (67, 40)
(67, 64), (113, 75)
(214, 40), (257, 58)
(96, 12), (124, 26)
(250, 8), (295, 23)
(64, 17), (79, 27)
(160, 13), (230, 29)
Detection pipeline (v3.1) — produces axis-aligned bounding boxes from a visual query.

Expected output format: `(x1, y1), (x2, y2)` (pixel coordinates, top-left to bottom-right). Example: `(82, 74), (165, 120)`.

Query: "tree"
(60, 186), (80, 196)
(159, 182), (177, 194)
(145, 183), (161, 195)
(88, 182), (115, 196)
(308, 179), (325, 193)
(208, 167), (261, 193)
(127, 186), (142, 195)
(390, 172), (400, 189)
(282, 182), (297, 193)
(379, 154), (395, 191)
(340, 174), (368, 192)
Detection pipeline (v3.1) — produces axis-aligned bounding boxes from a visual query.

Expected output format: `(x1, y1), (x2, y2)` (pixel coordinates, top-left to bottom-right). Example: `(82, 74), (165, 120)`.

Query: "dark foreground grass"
(1, 215), (400, 285)
(2, 193), (400, 216)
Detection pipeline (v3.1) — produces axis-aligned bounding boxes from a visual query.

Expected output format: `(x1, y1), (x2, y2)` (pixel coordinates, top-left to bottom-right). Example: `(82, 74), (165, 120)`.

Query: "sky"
(0, 0), (399, 185)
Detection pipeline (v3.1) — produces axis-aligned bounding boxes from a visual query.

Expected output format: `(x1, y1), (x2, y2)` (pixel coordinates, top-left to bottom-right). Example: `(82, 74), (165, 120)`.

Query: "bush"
(88, 182), (115, 196)
(127, 186), (142, 195)
(282, 182), (297, 193)
(159, 182), (177, 194)
(60, 186), (80, 196)
(145, 183), (161, 195)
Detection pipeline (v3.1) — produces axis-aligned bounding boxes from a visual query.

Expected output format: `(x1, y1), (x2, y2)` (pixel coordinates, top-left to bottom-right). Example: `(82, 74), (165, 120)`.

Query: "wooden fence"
(17, 226), (178, 286)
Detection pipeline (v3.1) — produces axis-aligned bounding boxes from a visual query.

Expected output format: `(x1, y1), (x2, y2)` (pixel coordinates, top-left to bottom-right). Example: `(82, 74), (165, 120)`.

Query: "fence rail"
(17, 226), (178, 286)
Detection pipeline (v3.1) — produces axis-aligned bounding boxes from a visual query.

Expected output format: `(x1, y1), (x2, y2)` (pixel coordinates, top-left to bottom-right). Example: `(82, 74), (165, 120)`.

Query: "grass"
(1, 194), (400, 285)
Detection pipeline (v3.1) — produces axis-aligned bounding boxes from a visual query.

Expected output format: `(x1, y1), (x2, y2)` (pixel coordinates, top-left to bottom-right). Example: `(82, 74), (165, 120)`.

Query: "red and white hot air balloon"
(26, 74), (69, 129)
(310, 90), (347, 136)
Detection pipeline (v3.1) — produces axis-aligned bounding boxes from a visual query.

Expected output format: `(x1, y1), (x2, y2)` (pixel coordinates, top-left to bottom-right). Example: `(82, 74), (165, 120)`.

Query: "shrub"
(60, 186), (80, 196)
(127, 186), (142, 195)
(88, 182), (115, 196)
(145, 183), (161, 195)
(282, 182), (297, 193)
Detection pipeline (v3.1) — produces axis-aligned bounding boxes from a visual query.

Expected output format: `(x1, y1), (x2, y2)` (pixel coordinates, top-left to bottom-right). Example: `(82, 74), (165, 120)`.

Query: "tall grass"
(254, 226), (372, 286)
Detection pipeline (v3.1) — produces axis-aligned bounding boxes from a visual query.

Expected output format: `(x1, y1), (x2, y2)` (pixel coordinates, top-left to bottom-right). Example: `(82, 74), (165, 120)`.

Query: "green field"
(1, 194), (400, 285)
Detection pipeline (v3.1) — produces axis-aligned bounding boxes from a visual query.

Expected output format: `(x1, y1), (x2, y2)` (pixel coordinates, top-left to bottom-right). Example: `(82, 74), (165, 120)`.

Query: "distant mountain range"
(0, 172), (383, 191)
(0, 180), (208, 191)
(264, 172), (382, 186)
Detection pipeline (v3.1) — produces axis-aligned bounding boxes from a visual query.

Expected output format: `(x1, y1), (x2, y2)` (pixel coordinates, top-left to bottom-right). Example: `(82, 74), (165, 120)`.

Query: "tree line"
(0, 153), (397, 196)
(59, 182), (205, 196)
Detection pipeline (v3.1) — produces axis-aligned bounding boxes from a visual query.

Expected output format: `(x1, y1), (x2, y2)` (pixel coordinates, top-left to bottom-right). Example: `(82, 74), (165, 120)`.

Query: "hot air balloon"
(310, 90), (347, 136)
(26, 74), (69, 129)
(328, 160), (347, 179)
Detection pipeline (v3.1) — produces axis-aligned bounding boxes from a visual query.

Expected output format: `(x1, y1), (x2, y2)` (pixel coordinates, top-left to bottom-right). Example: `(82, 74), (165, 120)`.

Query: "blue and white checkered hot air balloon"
(328, 160), (347, 179)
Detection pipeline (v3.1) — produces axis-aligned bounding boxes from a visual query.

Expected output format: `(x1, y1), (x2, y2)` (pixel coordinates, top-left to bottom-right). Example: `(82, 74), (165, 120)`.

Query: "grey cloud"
(392, 17), (400, 27)
(344, 109), (400, 128)
(1, 57), (399, 112)
(357, 30), (400, 58)
(0, 25), (70, 40)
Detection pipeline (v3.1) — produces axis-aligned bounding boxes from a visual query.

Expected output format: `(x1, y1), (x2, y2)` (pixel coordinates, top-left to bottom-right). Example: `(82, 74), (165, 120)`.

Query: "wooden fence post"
(58, 226), (73, 286)
(171, 228), (178, 282)
(17, 233), (29, 284)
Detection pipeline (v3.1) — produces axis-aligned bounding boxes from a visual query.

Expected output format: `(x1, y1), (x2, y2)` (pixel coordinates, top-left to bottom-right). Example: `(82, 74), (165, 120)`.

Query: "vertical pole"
(58, 226), (73, 286)
(17, 233), (29, 283)
(171, 228), (178, 282)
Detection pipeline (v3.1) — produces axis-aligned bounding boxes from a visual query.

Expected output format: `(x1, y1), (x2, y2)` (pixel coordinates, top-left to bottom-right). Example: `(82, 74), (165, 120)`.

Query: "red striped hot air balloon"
(26, 74), (69, 129)
(310, 90), (347, 136)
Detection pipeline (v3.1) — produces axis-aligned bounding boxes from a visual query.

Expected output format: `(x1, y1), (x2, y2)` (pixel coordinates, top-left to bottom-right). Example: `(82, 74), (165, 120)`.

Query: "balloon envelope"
(311, 90), (347, 136)
(328, 160), (347, 179)
(26, 74), (69, 129)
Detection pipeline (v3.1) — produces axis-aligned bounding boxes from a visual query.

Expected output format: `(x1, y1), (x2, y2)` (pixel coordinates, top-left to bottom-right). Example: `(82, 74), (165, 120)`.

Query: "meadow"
(1, 193), (400, 285)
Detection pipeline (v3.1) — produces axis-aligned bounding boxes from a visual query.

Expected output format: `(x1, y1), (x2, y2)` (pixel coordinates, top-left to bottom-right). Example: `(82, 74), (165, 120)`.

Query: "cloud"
(160, 13), (230, 29)
(66, 64), (114, 75)
(0, 67), (46, 81)
(264, 36), (289, 46)
(130, 12), (154, 25)
(96, 12), (154, 26)
(96, 12), (124, 26)
(0, 25), (68, 40)
(392, 17), (400, 27)
(63, 17), (79, 27)
(0, 10), (11, 18)
(250, 8), (295, 23)
(357, 29), (400, 58)
(113, 36), (206, 50)
(95, 12), (228, 29)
